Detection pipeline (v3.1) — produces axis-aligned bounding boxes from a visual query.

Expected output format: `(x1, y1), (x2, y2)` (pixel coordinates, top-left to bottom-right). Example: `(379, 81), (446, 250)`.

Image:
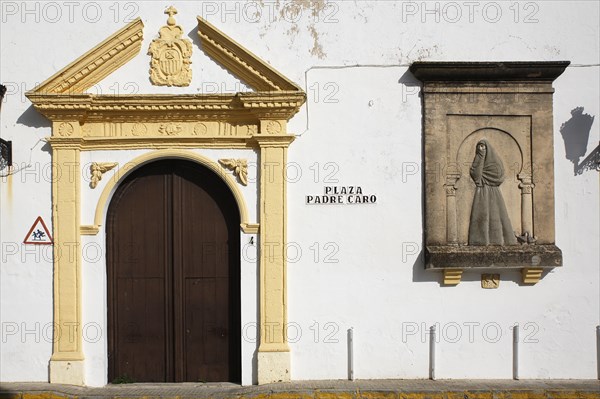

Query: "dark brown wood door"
(107, 160), (240, 383)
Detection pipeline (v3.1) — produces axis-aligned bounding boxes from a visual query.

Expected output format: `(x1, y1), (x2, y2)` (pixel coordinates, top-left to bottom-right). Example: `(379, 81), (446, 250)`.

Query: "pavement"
(1, 380), (599, 399)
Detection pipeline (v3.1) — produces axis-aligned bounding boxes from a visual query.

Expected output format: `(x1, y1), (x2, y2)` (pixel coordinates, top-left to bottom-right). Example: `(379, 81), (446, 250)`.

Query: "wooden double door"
(107, 160), (241, 383)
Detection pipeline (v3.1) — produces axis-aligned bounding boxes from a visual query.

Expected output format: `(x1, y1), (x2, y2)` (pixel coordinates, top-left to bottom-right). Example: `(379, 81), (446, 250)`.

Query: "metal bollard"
(348, 327), (354, 381)
(513, 324), (519, 380)
(429, 325), (436, 380)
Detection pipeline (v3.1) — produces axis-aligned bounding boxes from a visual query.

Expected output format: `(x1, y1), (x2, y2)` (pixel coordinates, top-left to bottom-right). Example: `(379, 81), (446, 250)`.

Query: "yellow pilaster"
(49, 131), (84, 385)
(255, 134), (294, 384)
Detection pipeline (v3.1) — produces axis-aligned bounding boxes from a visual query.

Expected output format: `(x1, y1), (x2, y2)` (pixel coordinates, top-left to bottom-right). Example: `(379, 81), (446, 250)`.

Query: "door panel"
(108, 160), (240, 383)
(115, 277), (167, 381)
(108, 167), (170, 382)
(174, 162), (240, 382)
(184, 278), (230, 382)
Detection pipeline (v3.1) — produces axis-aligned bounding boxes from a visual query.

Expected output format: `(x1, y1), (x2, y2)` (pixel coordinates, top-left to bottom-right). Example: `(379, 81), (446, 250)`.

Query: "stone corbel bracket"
(219, 158), (248, 186)
(411, 61), (570, 285)
(90, 162), (118, 189)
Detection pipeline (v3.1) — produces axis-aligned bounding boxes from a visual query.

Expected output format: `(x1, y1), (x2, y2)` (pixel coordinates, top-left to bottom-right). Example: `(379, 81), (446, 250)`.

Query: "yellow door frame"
(27, 15), (305, 385)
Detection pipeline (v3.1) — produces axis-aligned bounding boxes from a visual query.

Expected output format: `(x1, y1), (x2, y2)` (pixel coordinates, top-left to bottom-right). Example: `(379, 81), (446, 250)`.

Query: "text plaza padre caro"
(306, 186), (378, 204)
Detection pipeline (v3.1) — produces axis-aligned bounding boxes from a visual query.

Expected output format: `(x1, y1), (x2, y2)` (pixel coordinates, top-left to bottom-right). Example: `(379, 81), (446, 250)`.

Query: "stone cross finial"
(149, 5), (192, 86)
(165, 6), (178, 26)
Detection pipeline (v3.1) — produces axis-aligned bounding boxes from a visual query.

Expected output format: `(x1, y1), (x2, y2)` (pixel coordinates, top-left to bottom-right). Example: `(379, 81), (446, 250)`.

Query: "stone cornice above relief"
(29, 19), (144, 95)
(197, 17), (302, 92)
(410, 61), (570, 83)
(26, 92), (305, 122)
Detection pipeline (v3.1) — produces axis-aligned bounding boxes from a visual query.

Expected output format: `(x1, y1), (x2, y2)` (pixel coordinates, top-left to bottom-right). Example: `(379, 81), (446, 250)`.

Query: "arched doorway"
(107, 159), (241, 383)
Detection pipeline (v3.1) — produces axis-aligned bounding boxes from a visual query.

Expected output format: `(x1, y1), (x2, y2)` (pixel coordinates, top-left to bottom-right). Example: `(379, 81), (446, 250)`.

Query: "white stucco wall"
(1, 1), (598, 385)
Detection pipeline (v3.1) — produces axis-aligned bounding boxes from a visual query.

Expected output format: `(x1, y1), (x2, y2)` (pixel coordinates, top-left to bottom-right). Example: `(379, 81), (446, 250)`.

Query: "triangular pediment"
(27, 15), (302, 96)
(30, 18), (145, 95)
(26, 13), (305, 123)
(196, 17), (301, 92)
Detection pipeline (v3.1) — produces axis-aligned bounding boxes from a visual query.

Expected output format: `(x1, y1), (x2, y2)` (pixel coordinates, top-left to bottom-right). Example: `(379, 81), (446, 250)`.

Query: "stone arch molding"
(90, 150), (253, 235)
(456, 127), (524, 174)
(26, 13), (305, 386)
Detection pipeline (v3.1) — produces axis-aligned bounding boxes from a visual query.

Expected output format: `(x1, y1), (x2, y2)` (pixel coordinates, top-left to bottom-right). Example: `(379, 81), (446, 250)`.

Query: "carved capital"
(219, 158), (248, 186)
(90, 162), (118, 189)
(519, 184), (534, 194)
(444, 185), (456, 196)
(444, 173), (461, 196)
(518, 173), (535, 194)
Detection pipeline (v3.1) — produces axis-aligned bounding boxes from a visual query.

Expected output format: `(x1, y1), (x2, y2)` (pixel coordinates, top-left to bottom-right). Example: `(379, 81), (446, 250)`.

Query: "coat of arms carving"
(148, 6), (192, 87)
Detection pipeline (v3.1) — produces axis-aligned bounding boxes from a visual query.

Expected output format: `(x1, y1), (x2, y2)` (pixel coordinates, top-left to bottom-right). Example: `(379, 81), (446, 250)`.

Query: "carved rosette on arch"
(219, 158), (248, 186)
(148, 6), (192, 87)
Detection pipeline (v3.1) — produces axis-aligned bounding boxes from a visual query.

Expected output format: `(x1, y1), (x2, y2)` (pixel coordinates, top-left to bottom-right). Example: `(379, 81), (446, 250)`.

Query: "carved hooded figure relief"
(468, 139), (518, 246)
(412, 61), (567, 284)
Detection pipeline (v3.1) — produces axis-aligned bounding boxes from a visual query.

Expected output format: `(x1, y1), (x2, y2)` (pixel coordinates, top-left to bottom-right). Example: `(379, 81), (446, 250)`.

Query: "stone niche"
(410, 61), (570, 285)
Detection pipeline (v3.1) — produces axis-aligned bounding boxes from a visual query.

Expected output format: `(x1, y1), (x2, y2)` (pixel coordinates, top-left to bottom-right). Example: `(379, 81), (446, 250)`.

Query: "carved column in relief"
(518, 173), (535, 237)
(444, 173), (461, 244)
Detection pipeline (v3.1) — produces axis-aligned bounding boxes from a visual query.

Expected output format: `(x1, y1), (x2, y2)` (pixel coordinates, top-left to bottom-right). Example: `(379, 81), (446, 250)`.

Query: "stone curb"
(1, 381), (599, 399)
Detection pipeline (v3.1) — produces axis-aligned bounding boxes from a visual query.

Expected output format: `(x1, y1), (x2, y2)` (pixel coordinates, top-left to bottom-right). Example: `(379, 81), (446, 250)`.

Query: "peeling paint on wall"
(397, 43), (442, 64)
(256, 0), (329, 59)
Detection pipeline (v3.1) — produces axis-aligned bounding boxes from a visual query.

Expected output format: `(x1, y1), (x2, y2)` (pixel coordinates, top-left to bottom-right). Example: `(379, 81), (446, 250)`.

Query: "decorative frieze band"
(80, 121), (259, 138)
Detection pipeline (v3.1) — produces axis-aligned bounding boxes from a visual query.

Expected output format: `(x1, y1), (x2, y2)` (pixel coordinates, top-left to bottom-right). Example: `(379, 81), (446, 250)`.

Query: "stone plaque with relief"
(410, 61), (568, 284)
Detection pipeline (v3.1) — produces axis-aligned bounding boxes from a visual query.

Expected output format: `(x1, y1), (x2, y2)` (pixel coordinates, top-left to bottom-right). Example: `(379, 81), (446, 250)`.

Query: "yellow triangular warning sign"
(23, 216), (53, 245)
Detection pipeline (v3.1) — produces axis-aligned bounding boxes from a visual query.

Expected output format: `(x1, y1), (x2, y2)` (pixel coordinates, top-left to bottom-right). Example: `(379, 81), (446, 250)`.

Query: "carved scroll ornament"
(219, 158), (248, 186)
(90, 162), (118, 189)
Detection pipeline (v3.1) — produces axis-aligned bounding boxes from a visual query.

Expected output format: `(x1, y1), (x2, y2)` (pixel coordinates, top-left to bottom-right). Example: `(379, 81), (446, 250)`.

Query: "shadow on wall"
(398, 69), (422, 89)
(559, 107), (599, 175)
(17, 105), (51, 129)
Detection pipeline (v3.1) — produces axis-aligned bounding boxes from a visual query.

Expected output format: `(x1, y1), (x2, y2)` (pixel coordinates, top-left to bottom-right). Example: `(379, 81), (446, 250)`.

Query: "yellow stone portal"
(27, 14), (305, 385)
